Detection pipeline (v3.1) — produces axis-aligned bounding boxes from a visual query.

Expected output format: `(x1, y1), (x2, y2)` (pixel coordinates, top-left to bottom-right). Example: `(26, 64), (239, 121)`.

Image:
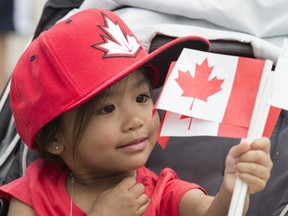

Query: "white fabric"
(113, 0), (288, 39)
(13, 0), (34, 35)
(113, 8), (281, 63)
(79, 0), (121, 10)
(63, 0), (288, 63)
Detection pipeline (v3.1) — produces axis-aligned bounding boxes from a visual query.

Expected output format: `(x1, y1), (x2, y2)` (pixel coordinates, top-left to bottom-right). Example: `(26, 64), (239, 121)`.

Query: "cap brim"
(144, 35), (210, 88)
(65, 36), (209, 113)
(64, 35), (209, 112)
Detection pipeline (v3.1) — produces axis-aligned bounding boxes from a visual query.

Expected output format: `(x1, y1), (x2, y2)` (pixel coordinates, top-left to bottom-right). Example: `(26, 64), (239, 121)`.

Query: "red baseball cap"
(10, 8), (209, 149)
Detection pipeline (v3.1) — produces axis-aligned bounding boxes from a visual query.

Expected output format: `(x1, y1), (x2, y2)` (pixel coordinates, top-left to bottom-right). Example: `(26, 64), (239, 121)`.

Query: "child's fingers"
(136, 195), (150, 215)
(236, 138), (273, 194)
(237, 172), (267, 194)
(236, 160), (271, 182)
(117, 176), (137, 190)
(250, 137), (271, 154)
(238, 148), (273, 169)
(227, 142), (251, 160)
(224, 142), (251, 174)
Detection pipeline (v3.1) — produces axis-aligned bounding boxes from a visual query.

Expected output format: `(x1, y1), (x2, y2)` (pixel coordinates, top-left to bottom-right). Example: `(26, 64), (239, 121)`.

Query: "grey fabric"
(0, 196), (8, 216)
(32, 0), (84, 40)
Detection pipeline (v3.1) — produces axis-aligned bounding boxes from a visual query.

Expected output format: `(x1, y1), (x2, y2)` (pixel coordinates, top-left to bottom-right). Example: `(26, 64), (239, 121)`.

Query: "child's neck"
(70, 170), (136, 188)
(67, 170), (137, 213)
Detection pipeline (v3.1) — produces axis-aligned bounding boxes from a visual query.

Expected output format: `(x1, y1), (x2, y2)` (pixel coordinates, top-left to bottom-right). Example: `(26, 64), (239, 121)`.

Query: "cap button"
(65, 19), (73, 24)
(30, 55), (36, 62)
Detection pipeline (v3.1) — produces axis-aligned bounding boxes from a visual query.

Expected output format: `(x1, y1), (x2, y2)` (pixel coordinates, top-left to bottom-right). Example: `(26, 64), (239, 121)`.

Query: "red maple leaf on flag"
(180, 115), (193, 130)
(175, 58), (224, 110)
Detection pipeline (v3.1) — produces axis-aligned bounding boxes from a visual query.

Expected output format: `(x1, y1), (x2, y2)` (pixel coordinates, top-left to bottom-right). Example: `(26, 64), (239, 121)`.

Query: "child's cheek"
(151, 112), (160, 132)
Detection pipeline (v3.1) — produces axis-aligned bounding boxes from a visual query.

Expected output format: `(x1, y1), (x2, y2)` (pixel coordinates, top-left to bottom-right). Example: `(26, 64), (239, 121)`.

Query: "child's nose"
(121, 110), (144, 132)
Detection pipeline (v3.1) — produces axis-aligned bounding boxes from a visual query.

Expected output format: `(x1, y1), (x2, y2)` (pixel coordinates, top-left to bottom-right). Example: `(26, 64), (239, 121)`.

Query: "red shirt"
(0, 159), (206, 215)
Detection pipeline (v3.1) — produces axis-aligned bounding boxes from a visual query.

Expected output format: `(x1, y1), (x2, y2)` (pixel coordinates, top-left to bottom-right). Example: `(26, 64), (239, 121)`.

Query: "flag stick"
(228, 39), (288, 215)
(228, 60), (273, 216)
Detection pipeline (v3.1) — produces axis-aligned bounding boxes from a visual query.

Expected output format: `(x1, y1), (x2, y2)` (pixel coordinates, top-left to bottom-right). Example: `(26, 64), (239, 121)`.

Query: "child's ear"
(47, 138), (64, 155)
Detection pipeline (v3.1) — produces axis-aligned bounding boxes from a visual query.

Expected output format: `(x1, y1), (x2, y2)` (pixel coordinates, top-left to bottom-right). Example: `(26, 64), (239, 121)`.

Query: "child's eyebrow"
(131, 78), (149, 90)
(99, 77), (149, 99)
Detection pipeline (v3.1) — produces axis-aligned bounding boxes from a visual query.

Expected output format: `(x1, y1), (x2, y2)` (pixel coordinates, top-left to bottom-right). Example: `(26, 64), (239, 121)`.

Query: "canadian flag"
(269, 39), (288, 110)
(154, 49), (279, 146)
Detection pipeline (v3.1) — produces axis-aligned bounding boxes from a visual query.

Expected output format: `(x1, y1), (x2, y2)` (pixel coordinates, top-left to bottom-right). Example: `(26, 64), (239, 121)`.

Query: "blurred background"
(0, 0), (46, 93)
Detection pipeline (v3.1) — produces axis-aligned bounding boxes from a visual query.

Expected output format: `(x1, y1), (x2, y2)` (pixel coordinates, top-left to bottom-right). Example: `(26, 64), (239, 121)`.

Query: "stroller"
(1, 1), (288, 215)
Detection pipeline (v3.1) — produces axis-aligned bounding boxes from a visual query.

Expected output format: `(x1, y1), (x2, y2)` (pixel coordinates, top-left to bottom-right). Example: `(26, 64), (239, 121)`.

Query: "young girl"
(0, 8), (272, 216)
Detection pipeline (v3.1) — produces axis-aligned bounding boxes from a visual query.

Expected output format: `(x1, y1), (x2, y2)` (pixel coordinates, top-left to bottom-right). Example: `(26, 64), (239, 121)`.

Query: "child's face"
(56, 69), (160, 175)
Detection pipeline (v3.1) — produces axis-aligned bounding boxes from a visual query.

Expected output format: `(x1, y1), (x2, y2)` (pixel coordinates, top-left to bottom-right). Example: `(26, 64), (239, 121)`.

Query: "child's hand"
(89, 177), (149, 216)
(223, 137), (273, 195)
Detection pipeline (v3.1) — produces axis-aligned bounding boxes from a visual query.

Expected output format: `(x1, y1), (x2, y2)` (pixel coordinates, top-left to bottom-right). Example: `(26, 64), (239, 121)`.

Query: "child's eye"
(136, 94), (151, 103)
(99, 104), (115, 114)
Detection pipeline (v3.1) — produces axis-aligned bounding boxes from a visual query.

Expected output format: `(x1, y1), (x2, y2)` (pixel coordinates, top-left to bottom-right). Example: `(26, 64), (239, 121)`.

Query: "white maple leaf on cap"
(94, 14), (141, 57)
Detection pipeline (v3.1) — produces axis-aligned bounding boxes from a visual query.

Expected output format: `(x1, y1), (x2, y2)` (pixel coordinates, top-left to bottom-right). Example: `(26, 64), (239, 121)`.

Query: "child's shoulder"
(26, 158), (68, 182)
